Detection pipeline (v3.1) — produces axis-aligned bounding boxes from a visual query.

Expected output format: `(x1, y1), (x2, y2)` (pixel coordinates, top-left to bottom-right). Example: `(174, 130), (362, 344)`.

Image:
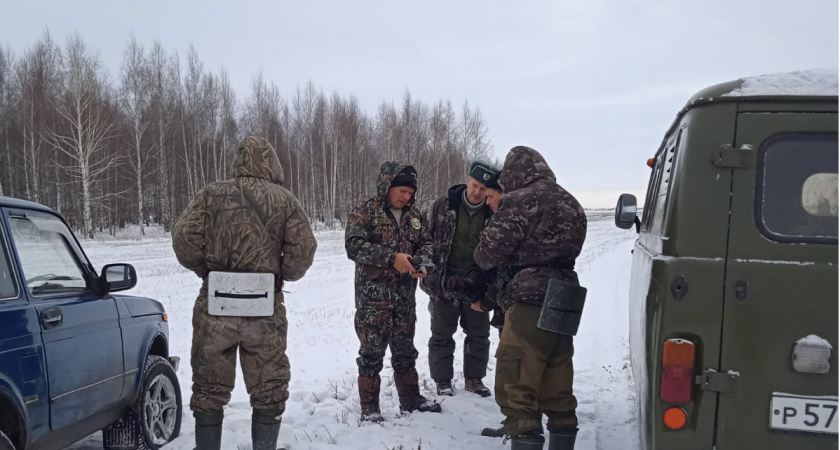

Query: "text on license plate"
(770, 393), (838, 434)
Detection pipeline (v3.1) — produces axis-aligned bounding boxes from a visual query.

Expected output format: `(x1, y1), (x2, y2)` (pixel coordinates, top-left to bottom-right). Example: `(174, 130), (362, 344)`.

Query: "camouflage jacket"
(420, 184), (492, 303)
(172, 137), (317, 287)
(474, 146), (587, 310)
(345, 161), (433, 308)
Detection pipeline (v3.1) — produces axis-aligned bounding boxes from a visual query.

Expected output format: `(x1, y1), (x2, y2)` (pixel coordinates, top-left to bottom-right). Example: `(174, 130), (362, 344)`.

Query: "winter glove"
(490, 307), (505, 329)
(445, 270), (491, 303)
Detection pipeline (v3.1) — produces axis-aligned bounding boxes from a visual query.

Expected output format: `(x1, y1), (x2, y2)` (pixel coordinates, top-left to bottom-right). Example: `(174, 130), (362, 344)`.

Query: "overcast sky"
(1, 0), (837, 207)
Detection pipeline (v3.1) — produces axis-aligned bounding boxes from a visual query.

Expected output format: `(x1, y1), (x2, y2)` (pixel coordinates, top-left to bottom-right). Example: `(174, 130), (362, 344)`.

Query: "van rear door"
(716, 107), (838, 449)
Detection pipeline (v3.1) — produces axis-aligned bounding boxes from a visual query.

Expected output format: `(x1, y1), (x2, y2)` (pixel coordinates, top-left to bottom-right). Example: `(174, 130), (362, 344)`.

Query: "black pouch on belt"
(538, 278), (588, 336)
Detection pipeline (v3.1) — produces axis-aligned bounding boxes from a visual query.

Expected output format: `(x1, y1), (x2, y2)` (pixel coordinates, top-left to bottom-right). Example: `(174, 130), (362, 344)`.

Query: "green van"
(615, 70), (838, 450)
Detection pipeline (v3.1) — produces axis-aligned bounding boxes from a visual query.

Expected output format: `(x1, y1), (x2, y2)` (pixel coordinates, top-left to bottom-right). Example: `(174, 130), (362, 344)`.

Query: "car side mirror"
(615, 194), (641, 233)
(100, 263), (137, 294)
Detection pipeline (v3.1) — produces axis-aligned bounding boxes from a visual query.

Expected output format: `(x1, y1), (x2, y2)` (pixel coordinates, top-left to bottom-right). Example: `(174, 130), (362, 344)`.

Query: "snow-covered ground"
(70, 211), (640, 450)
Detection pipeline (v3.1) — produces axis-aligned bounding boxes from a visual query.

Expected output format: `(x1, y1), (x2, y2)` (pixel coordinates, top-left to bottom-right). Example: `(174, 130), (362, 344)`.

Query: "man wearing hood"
(475, 146), (587, 450)
(420, 161), (497, 398)
(173, 136), (317, 450)
(345, 161), (440, 423)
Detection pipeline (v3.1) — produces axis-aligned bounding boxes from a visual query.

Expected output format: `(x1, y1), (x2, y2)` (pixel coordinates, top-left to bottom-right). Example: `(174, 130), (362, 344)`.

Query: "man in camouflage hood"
(345, 161), (440, 423)
(173, 136), (317, 450)
(420, 161), (497, 398)
(475, 146), (587, 450)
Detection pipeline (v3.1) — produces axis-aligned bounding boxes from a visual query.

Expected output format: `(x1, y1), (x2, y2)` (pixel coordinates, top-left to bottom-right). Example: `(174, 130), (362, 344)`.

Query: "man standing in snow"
(173, 136), (317, 450)
(482, 171), (506, 333)
(420, 161), (497, 398)
(345, 161), (441, 423)
(475, 146), (587, 450)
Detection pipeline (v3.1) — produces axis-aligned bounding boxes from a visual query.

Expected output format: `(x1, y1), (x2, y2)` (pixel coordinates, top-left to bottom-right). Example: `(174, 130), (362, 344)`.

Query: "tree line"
(0, 32), (494, 237)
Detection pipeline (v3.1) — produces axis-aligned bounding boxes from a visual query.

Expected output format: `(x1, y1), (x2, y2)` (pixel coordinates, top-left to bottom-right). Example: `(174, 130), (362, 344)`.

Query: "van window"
(757, 133), (839, 243)
(646, 129), (682, 236)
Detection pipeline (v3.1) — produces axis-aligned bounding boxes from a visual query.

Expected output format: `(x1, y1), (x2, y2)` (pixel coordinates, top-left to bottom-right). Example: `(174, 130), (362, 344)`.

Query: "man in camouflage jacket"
(420, 161), (497, 398)
(345, 161), (440, 422)
(474, 146), (587, 449)
(173, 136), (317, 450)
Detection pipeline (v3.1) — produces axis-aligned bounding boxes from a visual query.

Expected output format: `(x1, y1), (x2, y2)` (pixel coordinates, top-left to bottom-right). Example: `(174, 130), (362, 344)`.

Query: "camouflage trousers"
(428, 298), (490, 381)
(191, 286), (290, 414)
(354, 299), (419, 378)
(495, 302), (578, 436)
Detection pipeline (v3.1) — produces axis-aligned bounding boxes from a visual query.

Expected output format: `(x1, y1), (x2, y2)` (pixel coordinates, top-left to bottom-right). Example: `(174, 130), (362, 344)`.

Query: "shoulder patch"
(411, 217), (421, 230)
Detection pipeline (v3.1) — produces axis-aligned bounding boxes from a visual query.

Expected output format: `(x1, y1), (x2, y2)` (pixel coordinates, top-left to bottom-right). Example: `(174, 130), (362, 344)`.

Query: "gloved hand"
(444, 276), (475, 293)
(490, 307), (505, 329)
(445, 270), (490, 302)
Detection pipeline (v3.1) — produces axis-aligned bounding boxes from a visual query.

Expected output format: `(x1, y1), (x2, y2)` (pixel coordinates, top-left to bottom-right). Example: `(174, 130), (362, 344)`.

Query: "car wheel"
(137, 355), (182, 449)
(0, 430), (14, 450)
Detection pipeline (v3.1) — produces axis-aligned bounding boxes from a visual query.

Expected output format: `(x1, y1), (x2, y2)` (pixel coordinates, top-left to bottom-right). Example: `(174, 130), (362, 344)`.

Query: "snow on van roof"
(723, 69), (838, 97)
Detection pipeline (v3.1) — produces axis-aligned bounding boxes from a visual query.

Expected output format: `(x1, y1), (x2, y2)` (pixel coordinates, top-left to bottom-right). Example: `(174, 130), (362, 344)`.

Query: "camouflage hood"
(377, 161), (417, 208)
(233, 136), (284, 185)
(498, 146), (556, 192)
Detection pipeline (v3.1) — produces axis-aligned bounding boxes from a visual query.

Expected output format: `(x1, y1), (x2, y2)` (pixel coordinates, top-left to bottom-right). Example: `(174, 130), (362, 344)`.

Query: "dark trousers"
(428, 297), (490, 381)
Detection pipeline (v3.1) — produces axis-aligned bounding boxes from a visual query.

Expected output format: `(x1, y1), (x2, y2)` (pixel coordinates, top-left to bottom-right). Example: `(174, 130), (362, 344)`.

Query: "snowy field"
(69, 211), (640, 450)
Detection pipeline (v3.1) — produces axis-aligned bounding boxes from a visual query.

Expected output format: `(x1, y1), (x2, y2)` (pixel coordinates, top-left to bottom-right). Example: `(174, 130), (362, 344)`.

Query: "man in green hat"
(421, 160), (499, 397)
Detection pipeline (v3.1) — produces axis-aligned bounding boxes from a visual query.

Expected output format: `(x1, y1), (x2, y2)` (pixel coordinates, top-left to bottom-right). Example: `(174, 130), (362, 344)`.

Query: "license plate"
(770, 393), (838, 434)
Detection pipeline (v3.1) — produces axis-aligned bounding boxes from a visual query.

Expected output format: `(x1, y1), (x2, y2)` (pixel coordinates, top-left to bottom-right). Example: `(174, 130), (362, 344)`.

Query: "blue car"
(0, 196), (182, 450)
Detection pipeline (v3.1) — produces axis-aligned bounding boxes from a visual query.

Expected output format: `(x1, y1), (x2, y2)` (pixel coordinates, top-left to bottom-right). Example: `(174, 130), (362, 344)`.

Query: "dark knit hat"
(468, 160), (498, 185)
(485, 171), (502, 191)
(391, 166), (418, 191)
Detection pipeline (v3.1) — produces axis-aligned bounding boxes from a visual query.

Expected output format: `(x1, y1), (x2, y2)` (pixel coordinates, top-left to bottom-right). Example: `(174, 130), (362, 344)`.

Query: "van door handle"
(40, 307), (63, 329)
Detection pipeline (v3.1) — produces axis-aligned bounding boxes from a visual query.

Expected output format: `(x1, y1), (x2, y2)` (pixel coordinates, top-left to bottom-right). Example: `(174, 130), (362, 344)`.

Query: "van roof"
(657, 69), (838, 154)
(686, 69), (838, 106)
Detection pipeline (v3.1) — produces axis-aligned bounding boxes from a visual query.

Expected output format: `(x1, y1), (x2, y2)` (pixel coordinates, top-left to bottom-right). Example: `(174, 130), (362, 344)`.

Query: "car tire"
(137, 355), (182, 449)
(0, 430), (14, 450)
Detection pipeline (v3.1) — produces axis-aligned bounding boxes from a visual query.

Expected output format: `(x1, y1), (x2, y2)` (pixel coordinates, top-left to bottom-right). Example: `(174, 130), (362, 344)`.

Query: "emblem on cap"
(483, 173), (490, 180)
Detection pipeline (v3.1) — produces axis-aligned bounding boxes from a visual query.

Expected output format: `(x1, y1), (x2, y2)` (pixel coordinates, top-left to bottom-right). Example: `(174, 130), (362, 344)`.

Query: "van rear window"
(758, 133), (838, 244)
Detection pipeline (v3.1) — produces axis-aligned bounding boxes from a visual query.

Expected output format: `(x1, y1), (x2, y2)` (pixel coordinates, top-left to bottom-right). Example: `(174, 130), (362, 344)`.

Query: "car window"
(9, 215), (88, 297)
(0, 222), (19, 300)
(757, 133), (839, 244)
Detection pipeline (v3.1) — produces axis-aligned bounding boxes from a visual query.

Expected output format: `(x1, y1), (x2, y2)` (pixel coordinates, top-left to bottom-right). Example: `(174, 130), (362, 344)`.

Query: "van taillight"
(660, 339), (695, 404)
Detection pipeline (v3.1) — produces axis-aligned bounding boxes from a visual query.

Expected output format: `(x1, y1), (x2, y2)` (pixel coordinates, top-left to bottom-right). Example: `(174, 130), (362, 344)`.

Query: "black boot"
(252, 422), (281, 450)
(548, 427), (577, 450)
(510, 429), (545, 450)
(394, 368), (442, 413)
(252, 409), (283, 450)
(480, 426), (506, 438)
(193, 410), (223, 450)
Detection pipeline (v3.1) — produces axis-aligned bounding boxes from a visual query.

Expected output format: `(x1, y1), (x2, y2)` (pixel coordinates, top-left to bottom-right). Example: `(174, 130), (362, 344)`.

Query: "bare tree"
(120, 35), (152, 235)
(0, 46), (13, 197)
(16, 32), (62, 204)
(45, 35), (118, 238)
(0, 32), (494, 235)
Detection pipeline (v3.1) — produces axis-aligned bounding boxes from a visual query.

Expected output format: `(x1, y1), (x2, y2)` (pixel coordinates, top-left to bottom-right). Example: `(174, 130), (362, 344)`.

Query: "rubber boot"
(193, 410), (223, 450)
(510, 429), (545, 450)
(548, 427), (578, 450)
(252, 409), (283, 450)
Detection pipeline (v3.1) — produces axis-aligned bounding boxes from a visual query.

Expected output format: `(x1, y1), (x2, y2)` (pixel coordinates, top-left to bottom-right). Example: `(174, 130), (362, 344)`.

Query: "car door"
(5, 209), (125, 432)
(715, 110), (838, 449)
(0, 212), (50, 442)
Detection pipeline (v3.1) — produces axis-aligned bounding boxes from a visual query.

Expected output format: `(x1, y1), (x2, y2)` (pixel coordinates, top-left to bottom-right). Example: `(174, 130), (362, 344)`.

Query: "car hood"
(117, 296), (165, 318)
